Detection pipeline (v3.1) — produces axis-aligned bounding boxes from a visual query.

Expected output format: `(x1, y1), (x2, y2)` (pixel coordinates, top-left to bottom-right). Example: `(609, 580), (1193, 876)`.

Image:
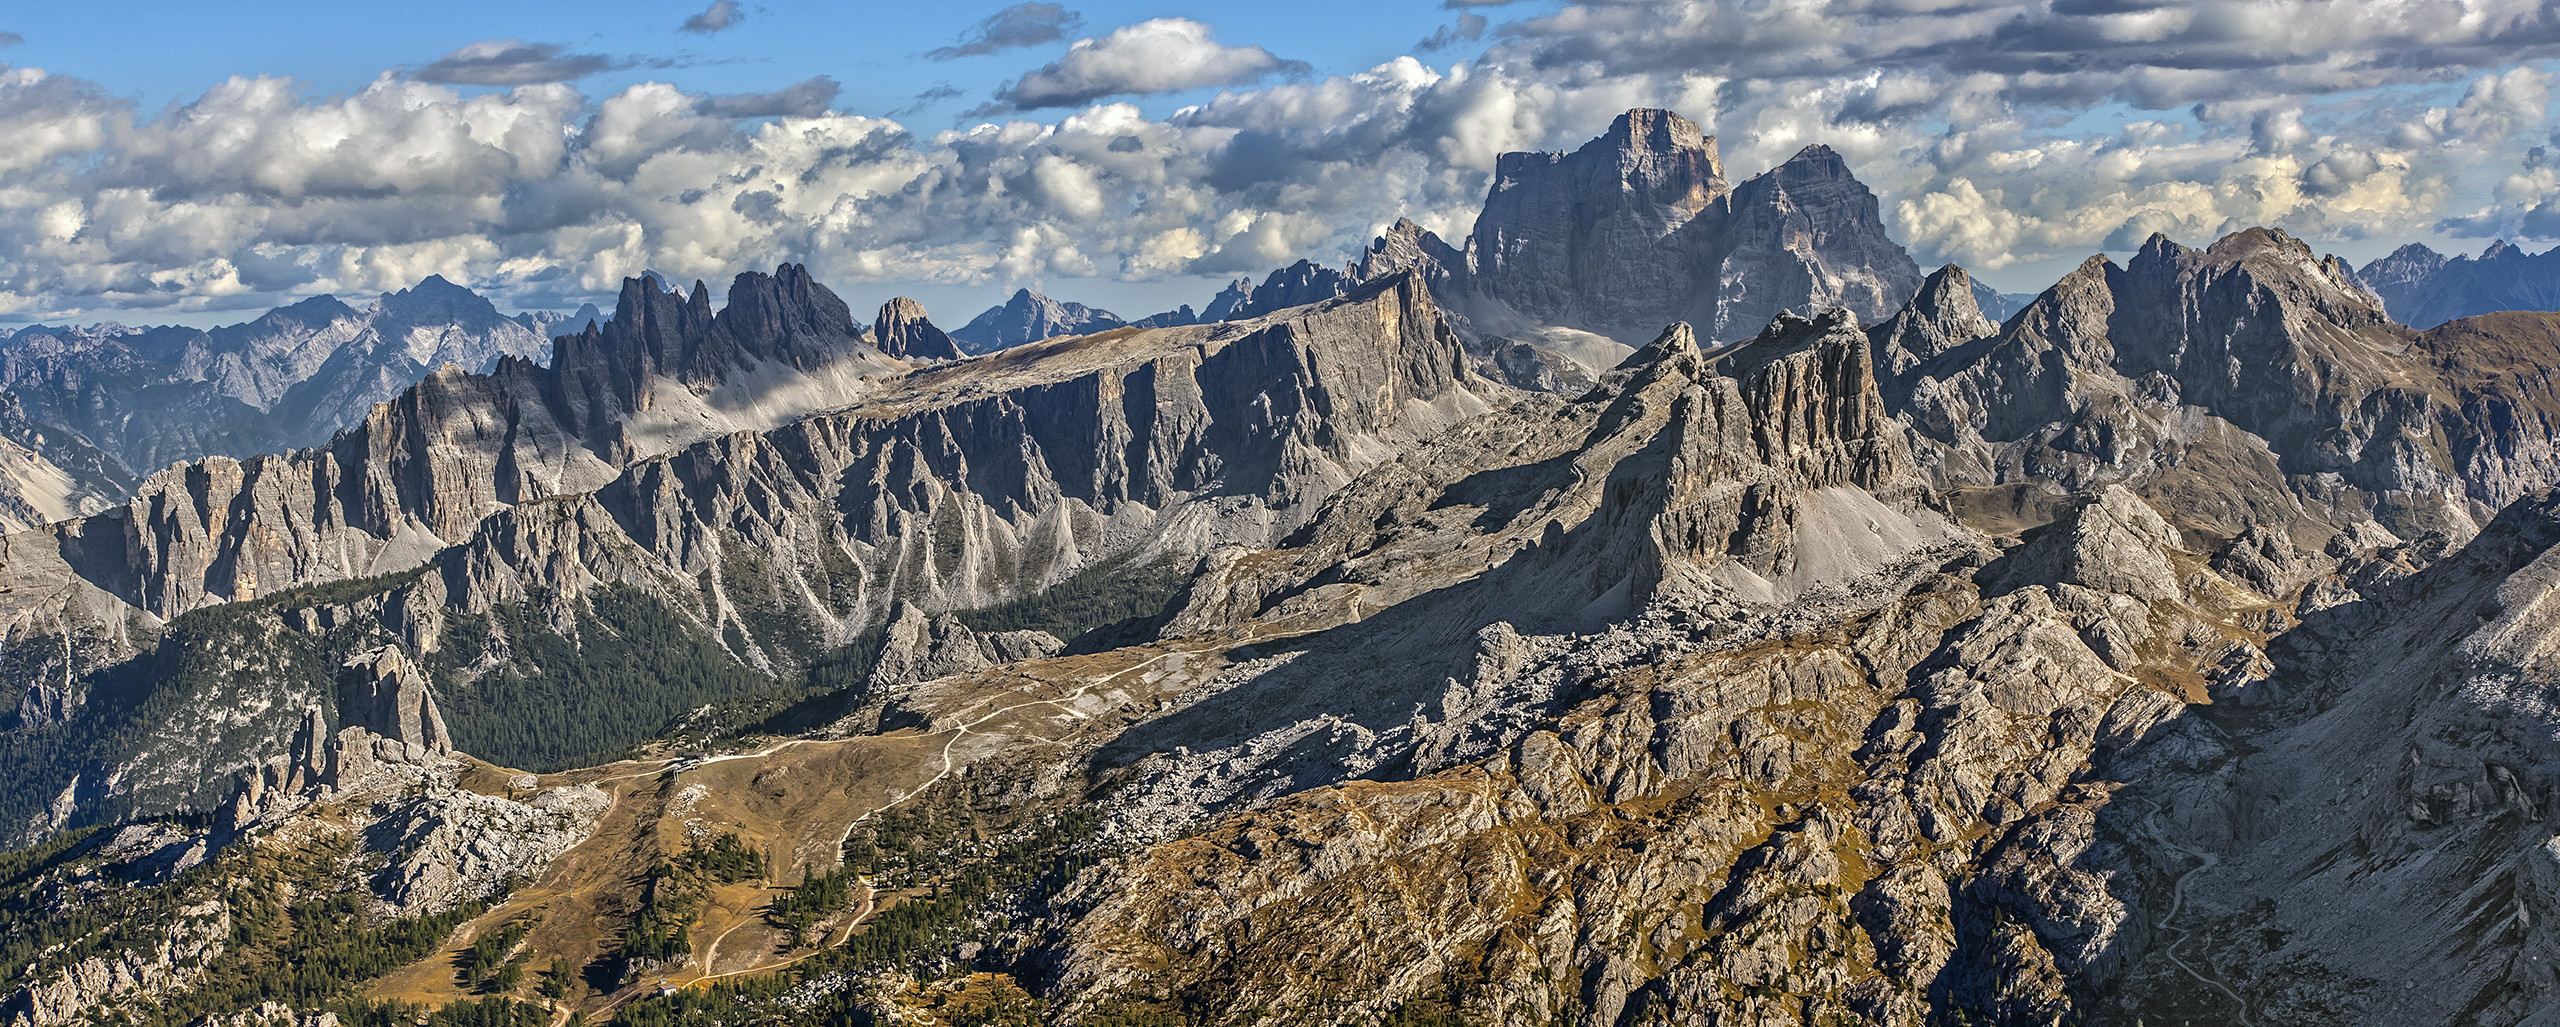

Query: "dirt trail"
(2144, 804), (2254, 1026)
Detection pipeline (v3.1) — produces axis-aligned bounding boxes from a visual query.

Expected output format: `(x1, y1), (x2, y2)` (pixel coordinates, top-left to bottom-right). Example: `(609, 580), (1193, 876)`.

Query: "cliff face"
(438, 272), (1492, 649)
(1468, 109), (1728, 333)
(873, 298), (965, 360)
(32, 264), (901, 619)
(1889, 228), (2560, 541)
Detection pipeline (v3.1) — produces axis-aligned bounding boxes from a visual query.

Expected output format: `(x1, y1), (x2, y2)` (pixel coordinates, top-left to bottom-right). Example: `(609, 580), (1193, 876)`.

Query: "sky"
(2, 1), (2558, 328)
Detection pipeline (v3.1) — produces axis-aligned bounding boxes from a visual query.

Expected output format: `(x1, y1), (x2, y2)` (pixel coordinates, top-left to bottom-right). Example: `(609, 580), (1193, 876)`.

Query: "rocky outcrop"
(2356, 239), (2560, 329)
(1990, 486), (2184, 601)
(337, 646), (453, 761)
(867, 601), (1064, 697)
(361, 782), (610, 915)
(874, 298), (965, 360)
(952, 289), (1128, 353)
(1354, 218), (1470, 297)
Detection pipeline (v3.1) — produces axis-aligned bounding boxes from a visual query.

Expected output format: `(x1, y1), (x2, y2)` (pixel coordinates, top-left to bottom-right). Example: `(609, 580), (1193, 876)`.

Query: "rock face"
(361, 782), (610, 915)
(2357, 239), (2560, 329)
(2, 897), (231, 1027)
(1, 270), (1498, 839)
(873, 298), (965, 360)
(951, 289), (1128, 353)
(338, 647), (452, 760)
(1181, 109), (1930, 392)
(1458, 109), (1925, 342)
(433, 271), (1491, 646)
(1893, 227), (2560, 541)
(0, 392), (133, 532)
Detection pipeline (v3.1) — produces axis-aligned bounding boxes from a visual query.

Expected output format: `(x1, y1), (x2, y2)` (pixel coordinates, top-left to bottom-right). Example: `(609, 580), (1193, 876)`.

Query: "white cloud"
(988, 19), (1310, 110)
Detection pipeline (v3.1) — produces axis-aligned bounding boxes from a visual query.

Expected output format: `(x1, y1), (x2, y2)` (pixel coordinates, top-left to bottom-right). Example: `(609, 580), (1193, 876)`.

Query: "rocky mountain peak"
(1457, 107), (1919, 342)
(1775, 142), (1849, 176)
(1355, 218), (1469, 295)
(873, 297), (964, 360)
(717, 262), (864, 362)
(549, 263), (866, 413)
(375, 274), (496, 320)
(951, 288), (1128, 353)
(1872, 264), (1999, 378)
(1597, 107), (1725, 189)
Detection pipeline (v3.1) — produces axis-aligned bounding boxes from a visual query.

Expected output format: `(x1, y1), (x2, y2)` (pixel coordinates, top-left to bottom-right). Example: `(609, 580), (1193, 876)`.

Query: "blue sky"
(3, 1), (1517, 324)
(2, 1), (2556, 328)
(5, 2), (1485, 123)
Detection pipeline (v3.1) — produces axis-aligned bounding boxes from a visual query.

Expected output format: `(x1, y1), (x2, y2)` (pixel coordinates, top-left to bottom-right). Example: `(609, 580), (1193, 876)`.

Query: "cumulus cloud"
(986, 19), (1310, 110)
(697, 76), (838, 118)
(415, 39), (615, 86)
(929, 4), (1083, 60)
(681, 1), (745, 35)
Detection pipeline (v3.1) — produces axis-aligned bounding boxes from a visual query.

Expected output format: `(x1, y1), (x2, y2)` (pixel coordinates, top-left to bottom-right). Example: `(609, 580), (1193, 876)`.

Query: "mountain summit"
(1459, 110), (1924, 342)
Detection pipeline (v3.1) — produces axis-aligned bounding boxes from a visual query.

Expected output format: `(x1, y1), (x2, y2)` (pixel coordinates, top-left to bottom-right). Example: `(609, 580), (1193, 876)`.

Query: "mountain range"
(0, 278), (605, 533)
(2355, 238), (2560, 328)
(8, 108), (2560, 1027)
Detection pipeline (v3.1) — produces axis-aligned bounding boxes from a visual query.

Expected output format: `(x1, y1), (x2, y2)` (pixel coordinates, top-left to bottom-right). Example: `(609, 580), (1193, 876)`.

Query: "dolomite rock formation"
(874, 297), (965, 360)
(866, 601), (1064, 696)
(428, 271), (1492, 653)
(25, 220), (2560, 1026)
(1, 898), (231, 1027)
(361, 783), (611, 915)
(338, 646), (452, 760)
(0, 276), (556, 486)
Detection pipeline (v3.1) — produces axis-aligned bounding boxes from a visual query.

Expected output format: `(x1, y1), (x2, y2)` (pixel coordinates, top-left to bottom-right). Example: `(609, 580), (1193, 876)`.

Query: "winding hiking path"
(2144, 805), (2254, 1026)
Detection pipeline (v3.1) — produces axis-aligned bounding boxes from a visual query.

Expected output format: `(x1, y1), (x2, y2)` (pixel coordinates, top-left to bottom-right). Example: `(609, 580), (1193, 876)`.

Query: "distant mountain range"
(2355, 239), (2560, 329)
(0, 277), (601, 530)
